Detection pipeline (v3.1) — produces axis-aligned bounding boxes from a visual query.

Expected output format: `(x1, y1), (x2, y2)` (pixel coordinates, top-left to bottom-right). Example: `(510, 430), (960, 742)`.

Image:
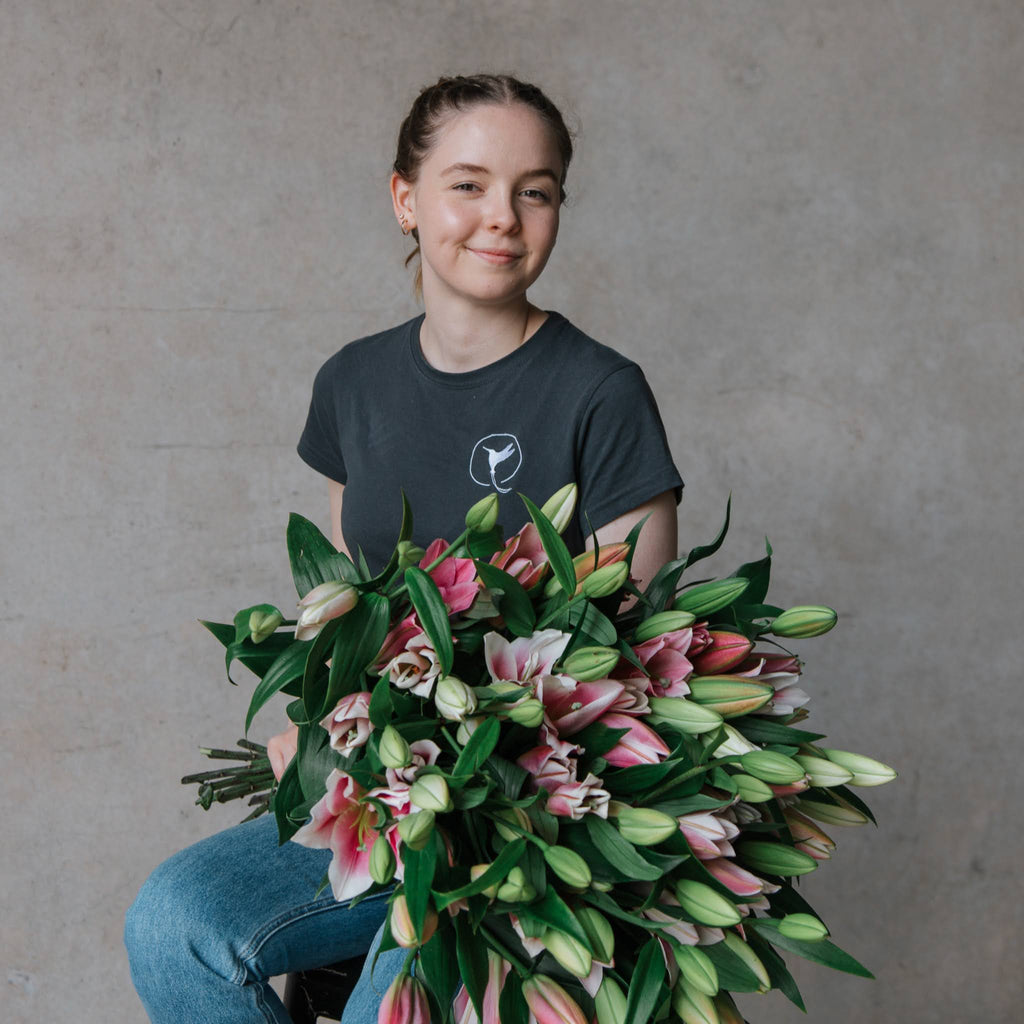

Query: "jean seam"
(233, 889), (390, 986)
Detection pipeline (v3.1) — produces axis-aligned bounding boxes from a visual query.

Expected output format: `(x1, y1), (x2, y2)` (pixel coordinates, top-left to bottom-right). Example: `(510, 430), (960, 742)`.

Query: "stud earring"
(399, 215), (410, 236)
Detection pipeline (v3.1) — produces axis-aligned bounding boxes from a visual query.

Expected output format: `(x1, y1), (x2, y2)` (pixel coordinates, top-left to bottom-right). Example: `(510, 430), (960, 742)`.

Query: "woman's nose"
(486, 193), (520, 232)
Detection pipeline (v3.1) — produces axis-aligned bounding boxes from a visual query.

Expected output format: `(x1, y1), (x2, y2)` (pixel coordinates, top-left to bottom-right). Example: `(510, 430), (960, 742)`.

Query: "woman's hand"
(267, 723), (299, 781)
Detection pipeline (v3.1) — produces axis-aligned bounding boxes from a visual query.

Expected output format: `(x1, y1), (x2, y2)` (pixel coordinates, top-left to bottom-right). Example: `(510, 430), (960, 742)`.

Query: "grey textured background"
(2, 1), (1021, 1021)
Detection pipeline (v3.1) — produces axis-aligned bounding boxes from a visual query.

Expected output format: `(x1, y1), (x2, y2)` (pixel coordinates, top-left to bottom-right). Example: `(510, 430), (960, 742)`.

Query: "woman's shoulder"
(540, 311), (644, 383)
(311, 316), (420, 381)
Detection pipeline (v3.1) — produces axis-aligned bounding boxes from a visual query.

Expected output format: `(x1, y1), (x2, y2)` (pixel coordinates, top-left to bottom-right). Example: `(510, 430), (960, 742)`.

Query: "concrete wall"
(3, 1), (1020, 1020)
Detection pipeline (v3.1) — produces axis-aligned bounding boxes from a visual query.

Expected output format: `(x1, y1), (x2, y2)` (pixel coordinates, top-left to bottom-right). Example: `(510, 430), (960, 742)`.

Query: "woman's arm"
(268, 480), (349, 780)
(586, 489), (678, 593)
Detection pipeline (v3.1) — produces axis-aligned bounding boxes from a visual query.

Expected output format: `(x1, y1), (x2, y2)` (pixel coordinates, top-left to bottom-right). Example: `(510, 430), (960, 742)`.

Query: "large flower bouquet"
(187, 486), (895, 1024)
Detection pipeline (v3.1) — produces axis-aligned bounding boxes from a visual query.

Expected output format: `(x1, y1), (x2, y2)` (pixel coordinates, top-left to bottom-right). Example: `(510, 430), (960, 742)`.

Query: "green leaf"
(584, 815), (662, 881)
(733, 717), (826, 745)
(453, 716), (501, 782)
(572, 721), (630, 762)
(419, 922), (460, 1014)
(405, 566), (454, 675)
(361, 491), (414, 589)
(702, 937), (769, 992)
(201, 619), (235, 648)
(498, 973), (529, 1024)
(295, 723), (339, 806)
(568, 600), (618, 646)
(270, 756), (305, 843)
(520, 494), (576, 598)
(832, 784), (879, 825)
(527, 887), (592, 947)
(401, 833), (439, 939)
(486, 754), (529, 800)
(368, 673), (393, 729)
(623, 938), (666, 1024)
(731, 538), (773, 608)
(321, 593), (391, 716)
(744, 928), (805, 1010)
(474, 560), (536, 637)
(684, 495), (732, 570)
(286, 512), (359, 595)
(299, 617), (344, 724)
(245, 641), (310, 733)
(434, 838), (526, 909)
(455, 913), (490, 1022)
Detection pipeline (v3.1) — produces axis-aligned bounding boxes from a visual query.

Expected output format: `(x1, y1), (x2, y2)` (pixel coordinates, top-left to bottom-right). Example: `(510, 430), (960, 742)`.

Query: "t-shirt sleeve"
(296, 357), (348, 484)
(576, 364), (683, 531)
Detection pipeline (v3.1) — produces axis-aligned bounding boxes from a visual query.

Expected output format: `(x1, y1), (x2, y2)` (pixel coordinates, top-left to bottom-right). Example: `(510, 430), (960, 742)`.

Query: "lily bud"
(770, 605), (838, 638)
(673, 577), (749, 617)
(542, 929), (592, 978)
(378, 725), (412, 769)
(378, 974), (430, 1024)
(778, 913), (830, 941)
(581, 561), (629, 599)
(396, 809), (435, 851)
(560, 645), (620, 682)
(794, 754), (854, 788)
(494, 807), (533, 842)
(793, 797), (870, 828)
(390, 892), (438, 948)
(687, 676), (774, 717)
(456, 716), (485, 746)
(594, 976), (627, 1024)
(540, 483), (578, 535)
(732, 773), (775, 803)
(713, 992), (745, 1024)
(470, 863), (501, 899)
(722, 932), (769, 992)
(410, 774), (453, 814)
(489, 681), (530, 701)
(735, 839), (818, 877)
(647, 696), (724, 735)
(507, 699), (545, 728)
(496, 866), (536, 904)
(576, 907), (615, 964)
(295, 580), (358, 641)
(783, 808), (836, 860)
(713, 724), (759, 757)
(673, 945), (719, 996)
(522, 975), (589, 1024)
(248, 608), (283, 644)
(368, 834), (396, 885)
(739, 749), (806, 785)
(674, 879), (742, 927)
(466, 492), (500, 534)
(614, 806), (678, 846)
(672, 984), (721, 1024)
(434, 675), (478, 722)
(689, 631), (755, 675)
(819, 748), (897, 787)
(633, 609), (697, 643)
(543, 846), (592, 889)
(396, 540), (426, 570)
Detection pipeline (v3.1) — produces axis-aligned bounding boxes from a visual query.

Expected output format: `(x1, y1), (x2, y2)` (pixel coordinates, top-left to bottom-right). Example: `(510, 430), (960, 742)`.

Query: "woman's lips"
(468, 247), (523, 264)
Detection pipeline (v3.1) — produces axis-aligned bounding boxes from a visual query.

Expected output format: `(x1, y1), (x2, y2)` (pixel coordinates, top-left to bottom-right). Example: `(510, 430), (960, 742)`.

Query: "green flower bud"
(594, 976), (628, 1024)
(731, 773), (775, 803)
(378, 726), (412, 769)
(778, 913), (829, 941)
(540, 483), (578, 534)
(735, 840), (818, 877)
(489, 681), (530, 701)
(396, 809), (435, 851)
(543, 846), (592, 889)
(712, 724), (759, 758)
(634, 608), (697, 643)
(456, 716), (485, 746)
(794, 754), (854, 788)
(507, 698), (545, 728)
(465, 492), (500, 534)
(590, 879), (613, 892)
(494, 807), (532, 842)
(560, 646), (620, 682)
(673, 577), (750, 618)
(793, 797), (870, 827)
(581, 561), (629, 599)
(248, 608), (283, 644)
(495, 865), (536, 903)
(770, 605), (838, 638)
(575, 907), (615, 964)
(614, 806), (678, 846)
(739, 749), (806, 785)
(396, 540), (426, 570)
(434, 675), (478, 722)
(368, 834), (396, 885)
(687, 676), (774, 718)
(647, 696), (724, 735)
(470, 863), (501, 899)
(673, 945), (719, 996)
(818, 748), (897, 787)
(410, 774), (453, 814)
(722, 931), (770, 992)
(542, 929), (592, 978)
(675, 879), (742, 927)
(672, 983), (721, 1024)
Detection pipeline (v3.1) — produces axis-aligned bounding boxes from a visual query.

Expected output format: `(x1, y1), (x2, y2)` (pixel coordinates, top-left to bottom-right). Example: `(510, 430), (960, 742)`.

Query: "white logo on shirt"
(470, 434), (523, 494)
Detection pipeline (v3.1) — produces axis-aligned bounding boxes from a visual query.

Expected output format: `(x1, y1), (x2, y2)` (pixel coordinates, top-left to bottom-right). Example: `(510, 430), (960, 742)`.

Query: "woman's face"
(394, 103), (563, 308)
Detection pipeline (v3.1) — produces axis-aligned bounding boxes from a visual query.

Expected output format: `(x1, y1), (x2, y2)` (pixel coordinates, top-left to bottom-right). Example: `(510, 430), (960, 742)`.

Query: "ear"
(390, 172), (416, 231)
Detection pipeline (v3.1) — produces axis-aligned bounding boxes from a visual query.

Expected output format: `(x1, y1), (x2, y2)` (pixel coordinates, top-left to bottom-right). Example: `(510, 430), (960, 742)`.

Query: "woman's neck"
(418, 296), (548, 374)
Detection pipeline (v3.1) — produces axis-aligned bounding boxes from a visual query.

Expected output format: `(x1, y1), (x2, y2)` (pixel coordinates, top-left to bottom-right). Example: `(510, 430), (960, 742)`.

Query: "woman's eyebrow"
(440, 162), (560, 182)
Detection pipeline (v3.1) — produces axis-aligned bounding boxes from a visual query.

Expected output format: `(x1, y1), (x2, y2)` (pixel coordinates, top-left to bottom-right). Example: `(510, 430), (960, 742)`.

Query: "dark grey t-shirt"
(297, 311), (682, 572)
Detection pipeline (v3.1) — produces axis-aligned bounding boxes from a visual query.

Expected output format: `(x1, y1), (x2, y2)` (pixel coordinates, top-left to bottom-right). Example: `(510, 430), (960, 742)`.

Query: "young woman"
(126, 74), (683, 1024)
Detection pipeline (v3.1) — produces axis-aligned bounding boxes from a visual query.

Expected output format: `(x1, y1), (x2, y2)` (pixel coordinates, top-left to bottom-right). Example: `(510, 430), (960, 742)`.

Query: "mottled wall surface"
(2, 1), (1020, 1021)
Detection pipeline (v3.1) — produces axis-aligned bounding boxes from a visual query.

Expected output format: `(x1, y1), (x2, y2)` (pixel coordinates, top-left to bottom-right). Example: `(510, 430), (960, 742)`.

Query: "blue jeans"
(124, 814), (405, 1023)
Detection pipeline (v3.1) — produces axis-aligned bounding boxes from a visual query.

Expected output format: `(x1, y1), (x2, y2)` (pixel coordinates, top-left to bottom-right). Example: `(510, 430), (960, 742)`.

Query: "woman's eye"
(453, 182), (480, 192)
(521, 188), (550, 202)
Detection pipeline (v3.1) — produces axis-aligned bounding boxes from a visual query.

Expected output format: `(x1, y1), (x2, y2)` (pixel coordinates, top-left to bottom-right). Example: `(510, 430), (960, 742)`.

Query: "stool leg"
(283, 971), (318, 1024)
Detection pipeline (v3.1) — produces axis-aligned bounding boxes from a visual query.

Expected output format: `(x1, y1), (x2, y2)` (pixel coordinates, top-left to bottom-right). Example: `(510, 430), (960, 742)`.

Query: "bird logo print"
(469, 434), (523, 493)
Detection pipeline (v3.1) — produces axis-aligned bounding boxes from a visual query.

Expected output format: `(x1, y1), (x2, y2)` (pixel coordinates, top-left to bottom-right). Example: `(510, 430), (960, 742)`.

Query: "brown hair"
(393, 74), (575, 295)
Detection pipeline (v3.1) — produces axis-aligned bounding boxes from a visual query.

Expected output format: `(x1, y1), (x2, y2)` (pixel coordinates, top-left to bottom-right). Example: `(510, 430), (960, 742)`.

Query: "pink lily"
(600, 713), (670, 767)
(618, 627), (704, 699)
(290, 770), (379, 902)
(453, 950), (510, 1024)
(378, 974), (430, 1024)
(689, 631), (755, 675)
(517, 727), (579, 793)
(522, 975), (589, 1024)
(319, 691), (373, 756)
(484, 629), (570, 684)
(537, 674), (625, 736)
(705, 857), (778, 897)
(383, 631), (443, 698)
(375, 613), (421, 669)
(677, 811), (739, 860)
(490, 523), (549, 589)
(420, 538), (480, 614)
(295, 580), (358, 641)
(547, 772), (610, 820)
